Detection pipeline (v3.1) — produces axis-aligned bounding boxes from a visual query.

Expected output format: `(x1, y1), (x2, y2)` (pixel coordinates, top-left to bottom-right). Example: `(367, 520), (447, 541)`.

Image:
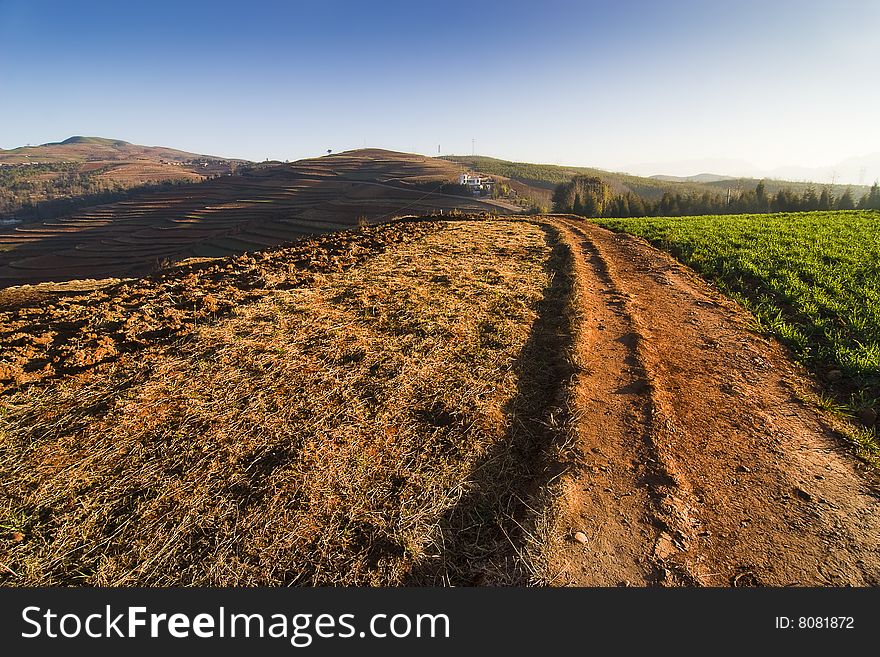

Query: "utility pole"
(471, 138), (475, 156)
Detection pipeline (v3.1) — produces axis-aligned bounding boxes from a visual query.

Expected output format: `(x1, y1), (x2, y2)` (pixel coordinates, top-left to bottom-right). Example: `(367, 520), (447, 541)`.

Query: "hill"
(0, 136), (247, 219)
(443, 155), (720, 203)
(443, 155), (872, 205)
(1, 213), (877, 586)
(46, 137), (132, 147)
(0, 135), (236, 165)
(0, 149), (517, 287)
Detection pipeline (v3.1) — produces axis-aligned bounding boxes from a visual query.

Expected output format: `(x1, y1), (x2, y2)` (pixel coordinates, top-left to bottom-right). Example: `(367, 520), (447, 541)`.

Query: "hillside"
(444, 155), (722, 205)
(0, 135), (238, 166)
(0, 149), (517, 287)
(1, 214), (877, 586)
(444, 155), (872, 204)
(0, 136), (247, 219)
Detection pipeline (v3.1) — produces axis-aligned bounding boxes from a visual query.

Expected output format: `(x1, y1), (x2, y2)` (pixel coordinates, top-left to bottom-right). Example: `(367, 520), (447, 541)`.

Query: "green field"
(595, 210), (880, 443)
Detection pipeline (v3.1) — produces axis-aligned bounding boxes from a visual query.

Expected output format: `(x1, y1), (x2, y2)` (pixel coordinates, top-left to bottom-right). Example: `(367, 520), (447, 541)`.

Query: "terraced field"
(0, 149), (515, 287)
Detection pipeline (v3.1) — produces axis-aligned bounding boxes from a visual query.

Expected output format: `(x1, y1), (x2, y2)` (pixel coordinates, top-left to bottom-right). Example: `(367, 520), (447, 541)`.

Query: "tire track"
(540, 216), (880, 586)
(541, 217), (700, 585)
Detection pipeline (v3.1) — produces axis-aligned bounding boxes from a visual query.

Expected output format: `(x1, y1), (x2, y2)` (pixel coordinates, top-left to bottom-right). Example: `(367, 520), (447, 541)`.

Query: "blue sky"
(1, 0), (878, 181)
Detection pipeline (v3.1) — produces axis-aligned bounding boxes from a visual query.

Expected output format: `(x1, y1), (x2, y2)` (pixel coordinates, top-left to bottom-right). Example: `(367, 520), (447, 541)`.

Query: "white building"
(458, 173), (495, 195)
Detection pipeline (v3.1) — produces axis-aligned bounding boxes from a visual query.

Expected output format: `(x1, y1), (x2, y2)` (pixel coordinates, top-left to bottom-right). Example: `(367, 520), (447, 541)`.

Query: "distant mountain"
(625, 154), (880, 187)
(0, 136), (245, 165)
(765, 154), (880, 186)
(624, 158), (759, 181)
(48, 136), (132, 147)
(651, 173), (734, 183)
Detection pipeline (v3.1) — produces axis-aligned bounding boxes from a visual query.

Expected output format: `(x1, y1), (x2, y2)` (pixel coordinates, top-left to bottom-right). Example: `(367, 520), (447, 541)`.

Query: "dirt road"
(539, 216), (880, 586)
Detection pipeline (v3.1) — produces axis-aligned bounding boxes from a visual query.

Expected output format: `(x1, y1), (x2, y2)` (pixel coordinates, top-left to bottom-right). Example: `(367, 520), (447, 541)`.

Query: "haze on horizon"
(1, 0), (878, 184)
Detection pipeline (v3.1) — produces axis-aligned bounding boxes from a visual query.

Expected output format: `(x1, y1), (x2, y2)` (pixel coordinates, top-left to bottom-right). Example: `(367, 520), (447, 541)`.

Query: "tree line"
(552, 176), (880, 217)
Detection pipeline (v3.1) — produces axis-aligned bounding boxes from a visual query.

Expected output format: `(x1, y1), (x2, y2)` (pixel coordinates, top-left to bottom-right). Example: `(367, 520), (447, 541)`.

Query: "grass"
(595, 209), (880, 455)
(0, 220), (566, 585)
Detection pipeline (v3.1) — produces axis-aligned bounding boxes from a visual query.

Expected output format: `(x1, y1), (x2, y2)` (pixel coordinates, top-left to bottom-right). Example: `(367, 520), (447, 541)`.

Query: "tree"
(778, 189), (803, 212)
(837, 187), (855, 210)
(440, 183), (470, 195)
(818, 188), (833, 210)
(493, 182), (511, 199)
(627, 193), (646, 217)
(551, 176), (611, 216)
(755, 181), (768, 211)
(859, 181), (880, 210)
(658, 192), (680, 216)
(612, 195), (630, 217)
(551, 183), (571, 213)
(802, 185), (819, 211)
(581, 193), (599, 217)
(773, 190), (788, 212)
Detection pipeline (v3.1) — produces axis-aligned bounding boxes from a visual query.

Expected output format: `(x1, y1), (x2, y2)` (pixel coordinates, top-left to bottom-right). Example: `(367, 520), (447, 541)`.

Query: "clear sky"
(1, 0), (878, 181)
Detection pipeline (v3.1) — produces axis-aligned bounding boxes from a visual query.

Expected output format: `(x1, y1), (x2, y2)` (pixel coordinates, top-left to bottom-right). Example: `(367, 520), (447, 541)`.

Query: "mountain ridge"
(47, 136), (132, 147)
(0, 136), (248, 164)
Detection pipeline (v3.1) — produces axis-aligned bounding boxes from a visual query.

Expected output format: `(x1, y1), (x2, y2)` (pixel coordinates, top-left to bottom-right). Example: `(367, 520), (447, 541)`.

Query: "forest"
(553, 176), (880, 217)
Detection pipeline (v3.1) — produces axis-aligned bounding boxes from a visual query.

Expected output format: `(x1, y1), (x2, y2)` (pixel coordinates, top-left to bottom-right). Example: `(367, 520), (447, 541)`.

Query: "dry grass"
(0, 221), (443, 392)
(0, 219), (572, 586)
